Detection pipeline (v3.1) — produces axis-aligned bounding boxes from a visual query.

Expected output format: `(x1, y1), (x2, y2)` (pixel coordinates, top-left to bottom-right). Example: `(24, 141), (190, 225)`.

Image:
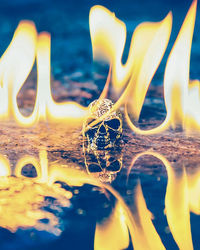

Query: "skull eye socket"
(105, 118), (121, 130)
(88, 164), (102, 173)
(85, 121), (102, 137)
(85, 128), (97, 138)
(106, 160), (121, 171)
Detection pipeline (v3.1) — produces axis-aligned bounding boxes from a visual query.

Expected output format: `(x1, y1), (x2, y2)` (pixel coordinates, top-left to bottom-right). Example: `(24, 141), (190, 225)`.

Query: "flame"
(0, 155), (11, 177)
(1, 149), (200, 248)
(0, 21), (37, 122)
(165, 165), (193, 250)
(89, 5), (172, 99)
(90, 1), (200, 134)
(0, 176), (71, 235)
(0, 150), (96, 234)
(0, 149), (165, 249)
(125, 0), (197, 134)
(187, 168), (200, 214)
(164, 0), (197, 131)
(0, 149), (133, 245)
(94, 201), (130, 250)
(129, 181), (165, 250)
(127, 151), (200, 249)
(95, 182), (165, 250)
(0, 21), (87, 127)
(0, 0), (198, 132)
(36, 33), (87, 124)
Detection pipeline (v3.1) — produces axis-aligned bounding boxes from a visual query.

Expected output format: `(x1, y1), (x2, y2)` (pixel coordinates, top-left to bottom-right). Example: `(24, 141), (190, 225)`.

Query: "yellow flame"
(165, 165), (193, 250)
(1, 149), (200, 248)
(36, 33), (87, 124)
(125, 0), (197, 134)
(90, 5), (172, 99)
(0, 151), (73, 234)
(0, 154), (11, 177)
(95, 181), (165, 250)
(94, 201), (130, 250)
(130, 181), (165, 250)
(0, 0), (198, 132)
(90, 1), (200, 134)
(0, 149), (165, 249)
(127, 151), (196, 249)
(0, 150), (94, 234)
(164, 0), (197, 131)
(0, 21), (37, 121)
(186, 167), (200, 215)
(0, 149), (132, 241)
(91, 152), (166, 250)
(0, 21), (87, 127)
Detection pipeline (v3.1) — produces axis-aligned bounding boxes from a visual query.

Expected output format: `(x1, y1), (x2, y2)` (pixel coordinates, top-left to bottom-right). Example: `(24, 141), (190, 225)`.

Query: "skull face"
(84, 148), (122, 183)
(83, 99), (122, 151)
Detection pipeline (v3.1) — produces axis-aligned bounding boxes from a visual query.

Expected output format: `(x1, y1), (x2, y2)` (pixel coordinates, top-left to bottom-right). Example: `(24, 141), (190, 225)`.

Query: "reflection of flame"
(0, 151), (73, 235)
(187, 168), (200, 215)
(131, 182), (165, 249)
(94, 201), (130, 250)
(90, 1), (200, 134)
(95, 180), (165, 250)
(0, 149), (164, 249)
(0, 176), (71, 235)
(1, 149), (200, 249)
(0, 150), (111, 235)
(127, 151), (200, 249)
(0, 21), (87, 127)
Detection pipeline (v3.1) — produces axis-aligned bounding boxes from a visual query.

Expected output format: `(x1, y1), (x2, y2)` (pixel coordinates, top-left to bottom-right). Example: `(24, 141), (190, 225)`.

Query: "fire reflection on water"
(0, 150), (198, 249)
(127, 151), (200, 250)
